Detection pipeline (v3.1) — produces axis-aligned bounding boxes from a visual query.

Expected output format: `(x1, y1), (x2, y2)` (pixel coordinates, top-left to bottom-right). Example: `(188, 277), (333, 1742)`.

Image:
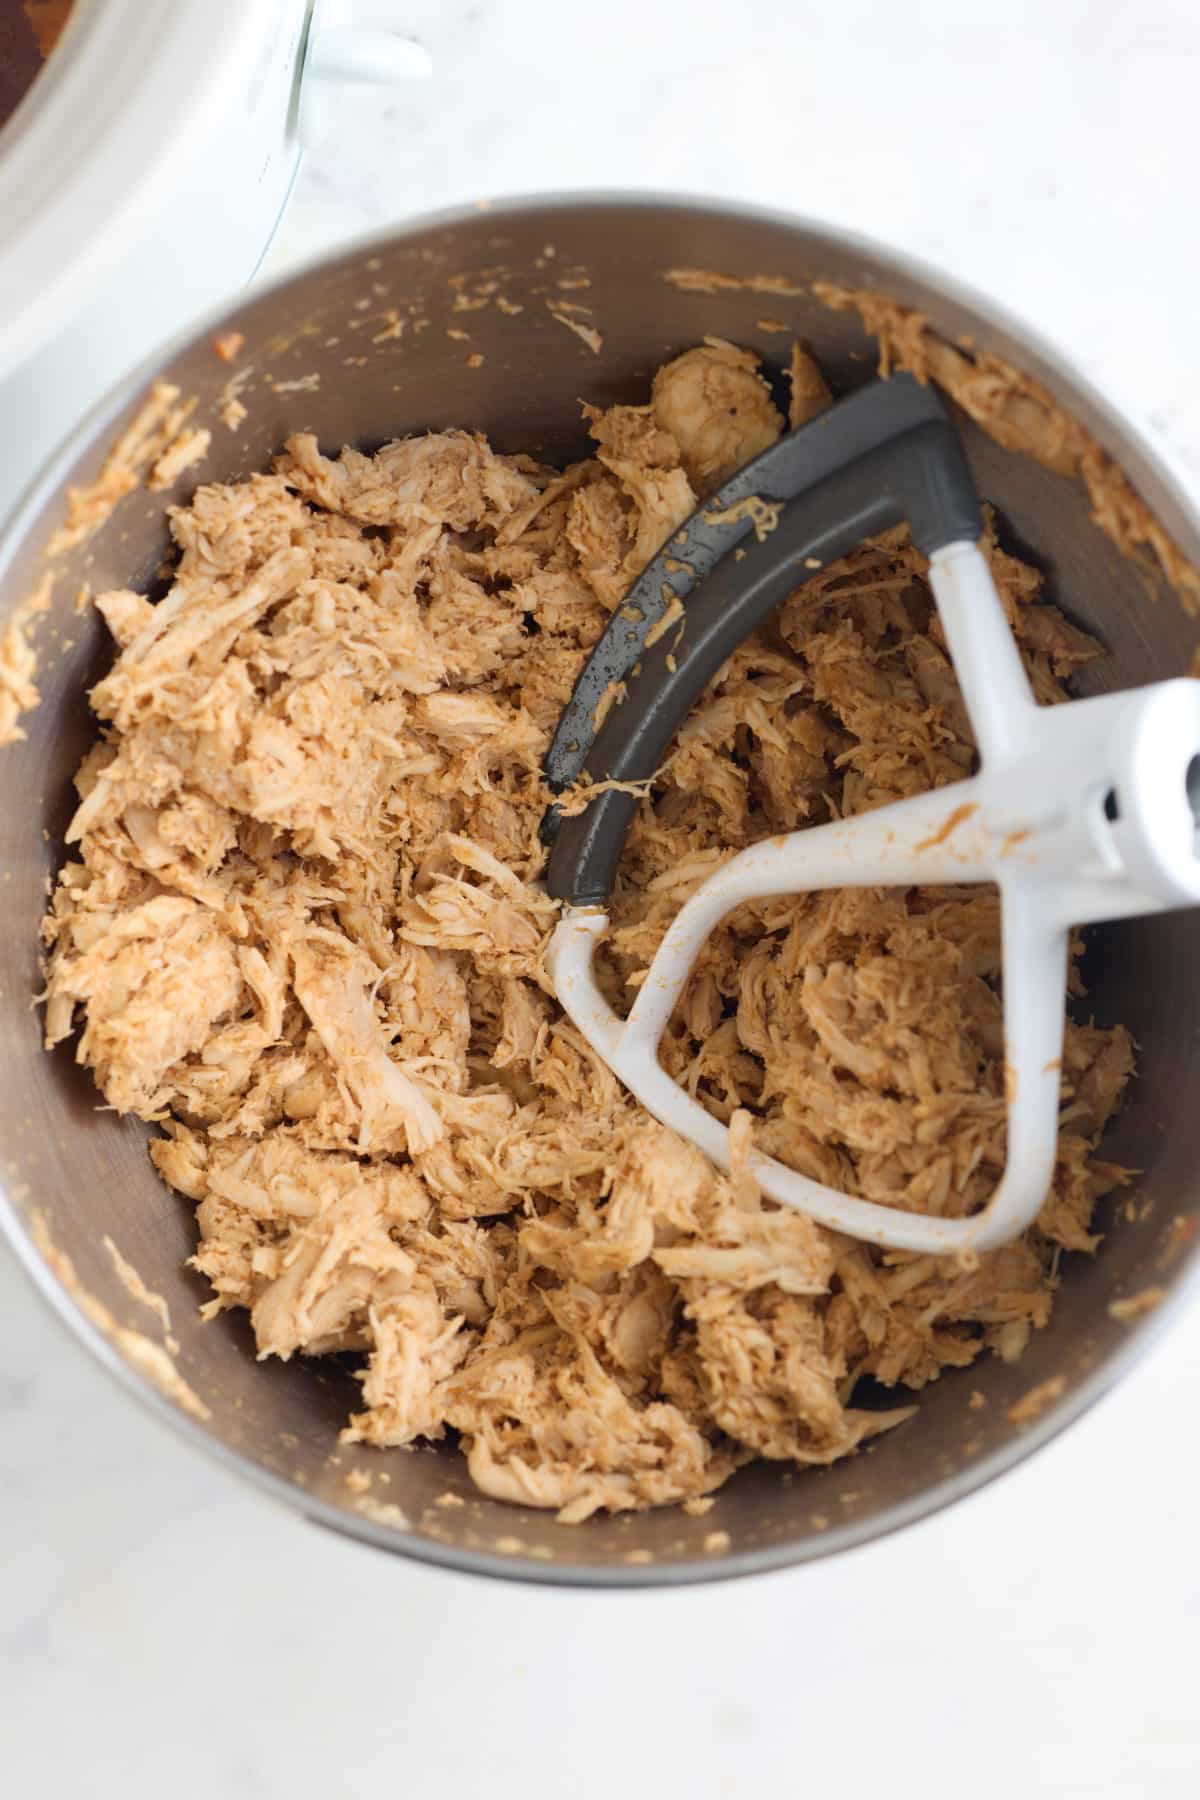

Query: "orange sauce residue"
(25, 1), (72, 58)
(914, 801), (979, 853)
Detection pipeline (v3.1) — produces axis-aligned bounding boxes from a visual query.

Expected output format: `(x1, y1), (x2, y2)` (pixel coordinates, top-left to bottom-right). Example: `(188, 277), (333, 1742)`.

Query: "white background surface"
(4, 2), (1200, 1793)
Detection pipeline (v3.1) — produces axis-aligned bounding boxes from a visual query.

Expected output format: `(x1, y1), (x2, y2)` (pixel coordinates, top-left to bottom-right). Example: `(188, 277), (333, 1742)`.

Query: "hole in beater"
(1187, 754), (1200, 853)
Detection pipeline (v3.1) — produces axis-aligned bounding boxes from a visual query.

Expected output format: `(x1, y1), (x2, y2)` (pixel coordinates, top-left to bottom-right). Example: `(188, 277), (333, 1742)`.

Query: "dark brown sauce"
(0, 2), (72, 135)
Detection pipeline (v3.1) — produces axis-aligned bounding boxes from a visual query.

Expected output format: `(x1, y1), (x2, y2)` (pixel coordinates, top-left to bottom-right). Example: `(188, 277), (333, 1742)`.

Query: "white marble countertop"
(5, 2), (1200, 1793)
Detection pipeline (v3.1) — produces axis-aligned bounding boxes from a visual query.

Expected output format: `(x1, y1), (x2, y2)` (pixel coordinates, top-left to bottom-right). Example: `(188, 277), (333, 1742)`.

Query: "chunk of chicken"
(652, 341), (783, 494)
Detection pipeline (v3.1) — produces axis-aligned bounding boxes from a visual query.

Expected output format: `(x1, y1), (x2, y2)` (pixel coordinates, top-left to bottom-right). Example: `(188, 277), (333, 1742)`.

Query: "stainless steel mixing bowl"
(2, 195), (1198, 1585)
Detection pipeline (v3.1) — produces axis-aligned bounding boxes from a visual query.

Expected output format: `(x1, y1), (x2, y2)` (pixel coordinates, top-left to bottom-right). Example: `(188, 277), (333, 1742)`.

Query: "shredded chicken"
(42, 342), (1133, 1519)
(45, 381), (200, 557)
(0, 597), (43, 747)
(813, 281), (1200, 610)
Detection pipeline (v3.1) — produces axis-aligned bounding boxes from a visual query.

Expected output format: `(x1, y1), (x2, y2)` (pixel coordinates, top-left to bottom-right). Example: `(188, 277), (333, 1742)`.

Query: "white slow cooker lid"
(0, 0), (309, 374)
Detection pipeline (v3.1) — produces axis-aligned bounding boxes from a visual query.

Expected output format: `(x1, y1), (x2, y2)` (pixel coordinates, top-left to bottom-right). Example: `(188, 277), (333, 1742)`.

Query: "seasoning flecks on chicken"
(43, 343), (1133, 1517)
